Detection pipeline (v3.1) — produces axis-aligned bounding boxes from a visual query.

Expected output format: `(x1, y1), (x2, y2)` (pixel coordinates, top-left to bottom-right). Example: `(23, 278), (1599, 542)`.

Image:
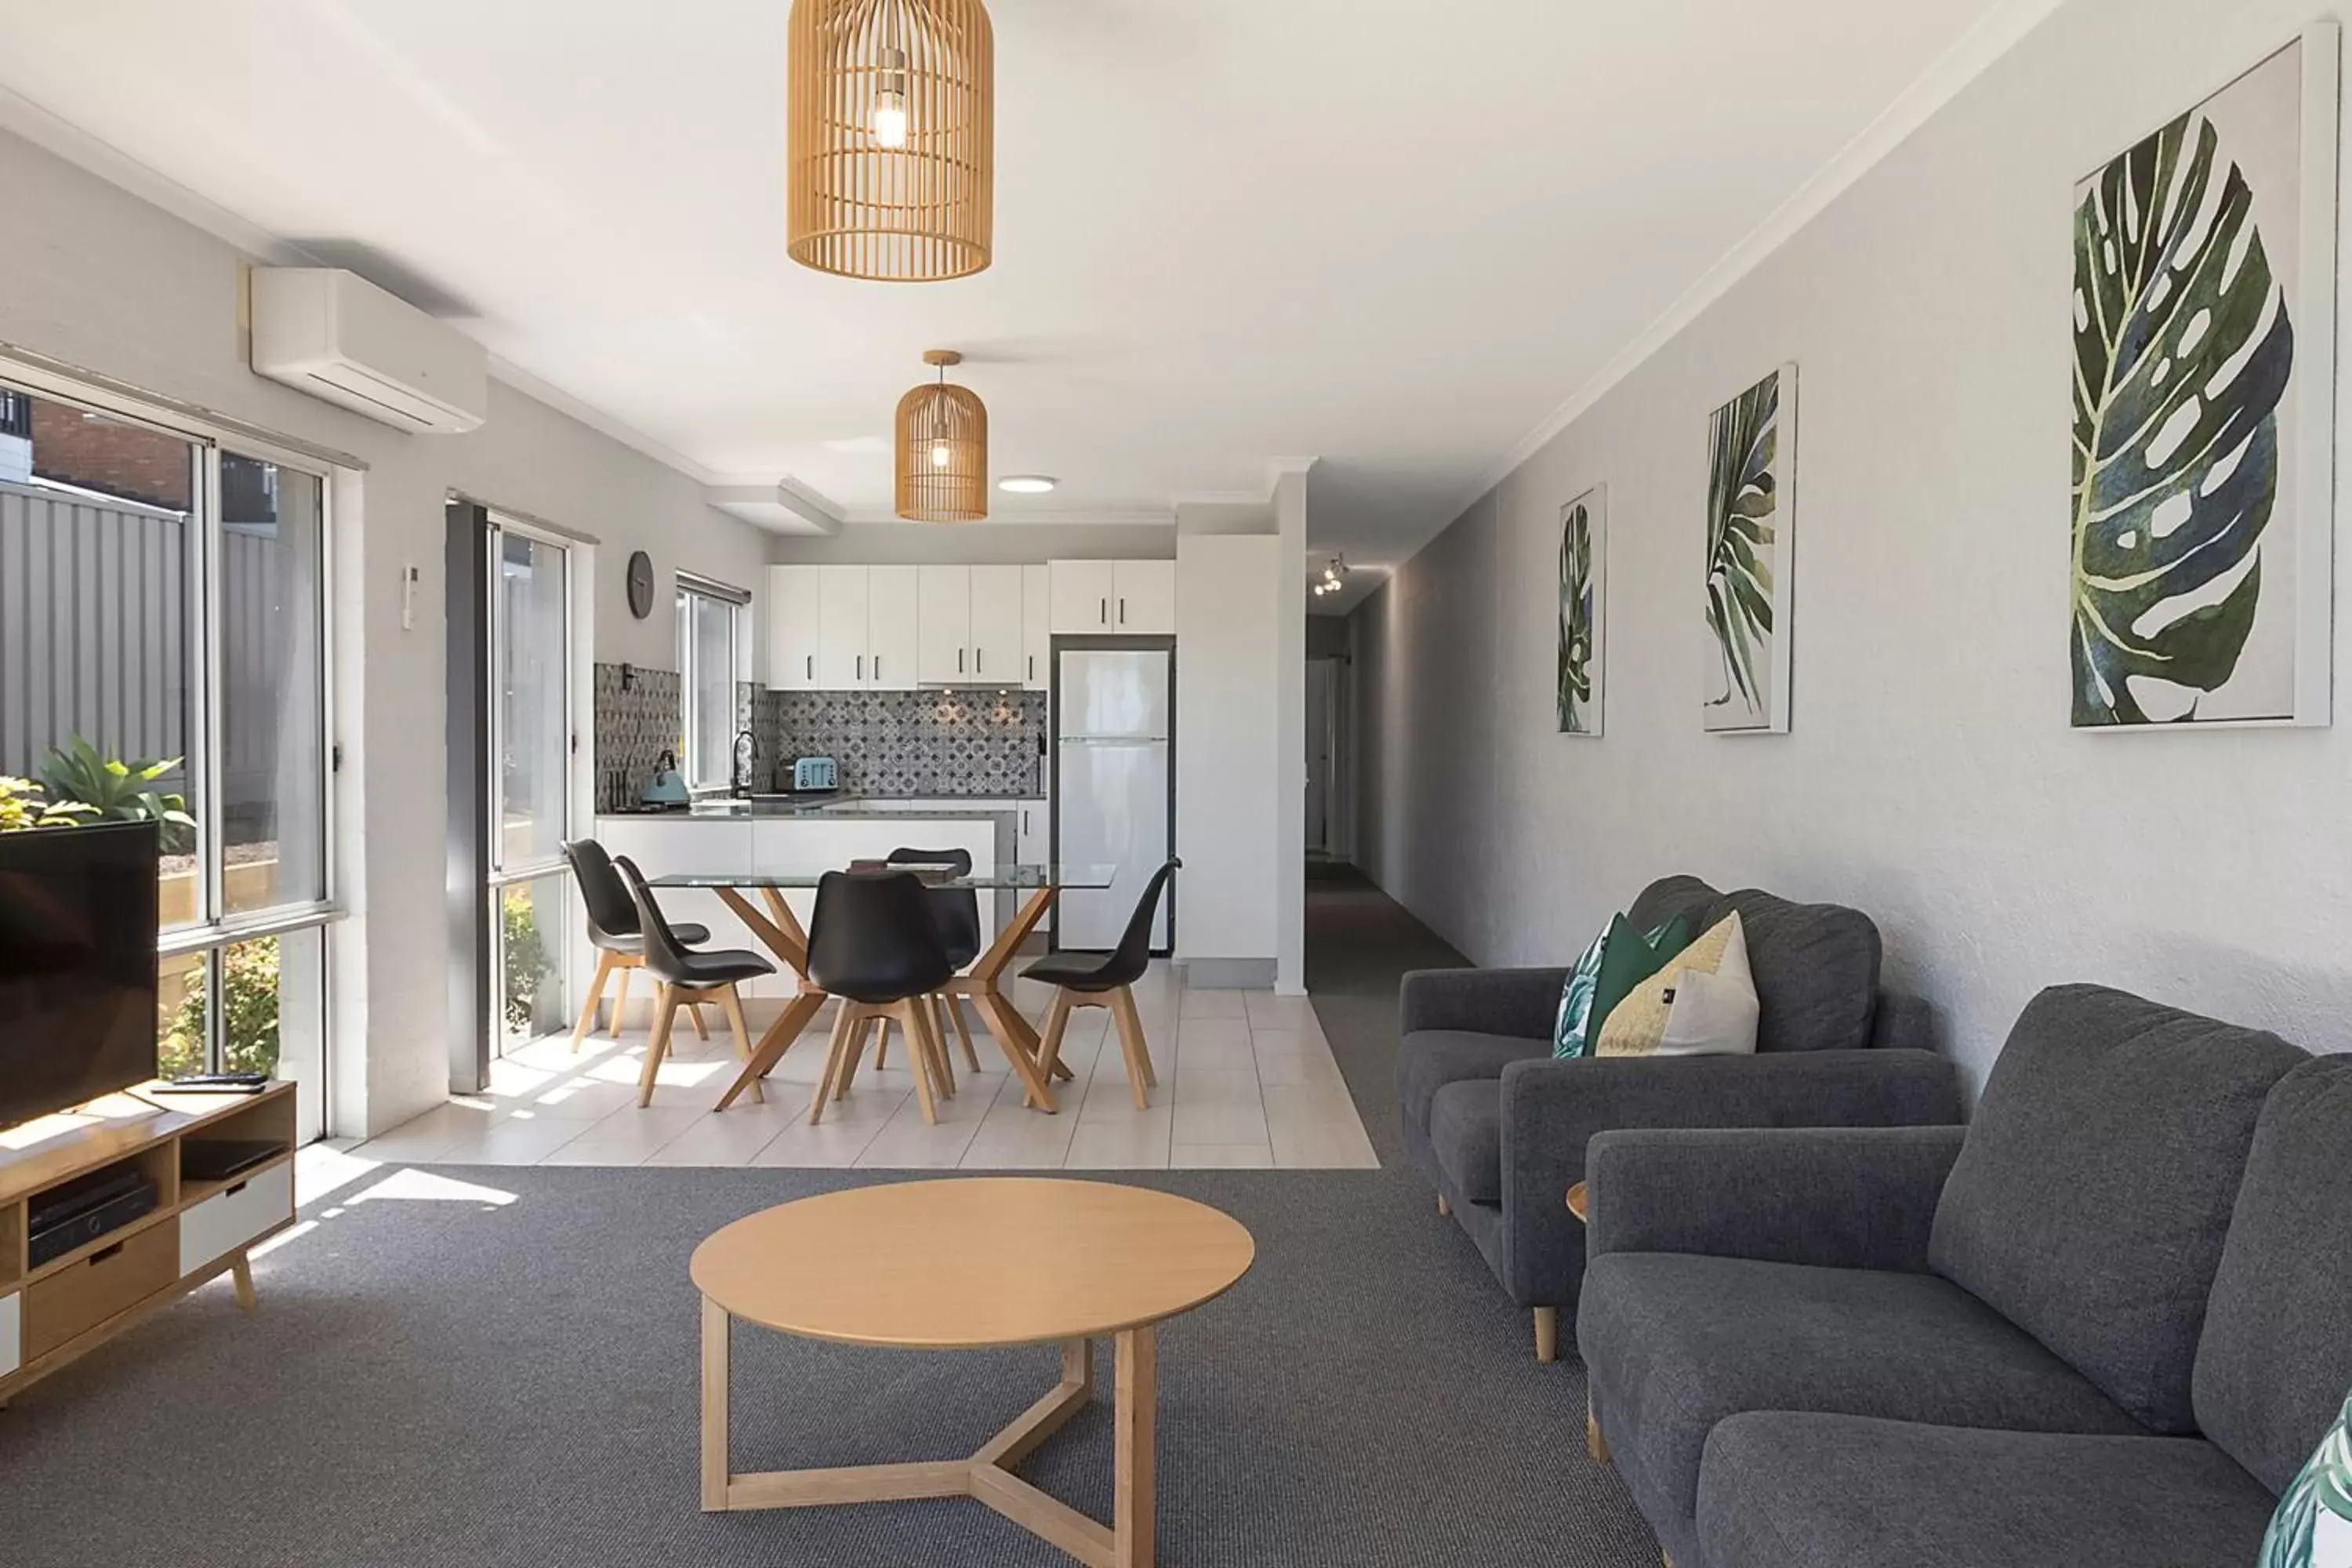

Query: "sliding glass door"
(485, 520), (578, 1057)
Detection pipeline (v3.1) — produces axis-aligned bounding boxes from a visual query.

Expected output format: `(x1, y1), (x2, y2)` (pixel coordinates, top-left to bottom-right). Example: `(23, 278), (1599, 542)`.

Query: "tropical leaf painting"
(2071, 37), (2328, 728)
(1704, 366), (1795, 733)
(1558, 487), (1603, 735)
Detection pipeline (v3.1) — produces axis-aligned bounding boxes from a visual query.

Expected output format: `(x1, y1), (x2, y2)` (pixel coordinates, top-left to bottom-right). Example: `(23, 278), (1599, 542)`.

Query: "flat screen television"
(0, 821), (161, 1129)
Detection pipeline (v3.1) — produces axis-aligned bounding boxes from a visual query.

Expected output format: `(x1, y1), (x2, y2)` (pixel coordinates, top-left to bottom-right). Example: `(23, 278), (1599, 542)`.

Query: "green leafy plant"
(165, 939), (282, 1078)
(1558, 498), (1598, 734)
(503, 890), (552, 1033)
(38, 737), (195, 848)
(2072, 107), (2290, 725)
(0, 775), (94, 832)
(1704, 371), (1780, 720)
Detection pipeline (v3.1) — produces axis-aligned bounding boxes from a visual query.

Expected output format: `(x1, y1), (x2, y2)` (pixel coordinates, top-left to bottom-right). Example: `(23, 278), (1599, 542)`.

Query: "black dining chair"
(563, 837), (715, 1051)
(1023, 858), (1180, 1110)
(866, 846), (983, 1077)
(804, 869), (957, 1127)
(613, 856), (777, 1108)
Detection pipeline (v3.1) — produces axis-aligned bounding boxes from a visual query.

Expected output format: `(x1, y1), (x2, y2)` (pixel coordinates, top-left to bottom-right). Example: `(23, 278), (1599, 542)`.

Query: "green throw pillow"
(1553, 912), (1692, 1060)
(2261, 1384), (2352, 1566)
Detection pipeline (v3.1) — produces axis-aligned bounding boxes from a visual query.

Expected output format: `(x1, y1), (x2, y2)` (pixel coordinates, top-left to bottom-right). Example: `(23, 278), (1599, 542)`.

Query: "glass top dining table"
(644, 862), (1118, 891)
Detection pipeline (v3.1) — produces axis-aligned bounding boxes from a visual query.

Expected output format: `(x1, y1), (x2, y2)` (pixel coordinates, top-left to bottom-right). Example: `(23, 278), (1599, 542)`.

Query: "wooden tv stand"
(0, 1082), (297, 1400)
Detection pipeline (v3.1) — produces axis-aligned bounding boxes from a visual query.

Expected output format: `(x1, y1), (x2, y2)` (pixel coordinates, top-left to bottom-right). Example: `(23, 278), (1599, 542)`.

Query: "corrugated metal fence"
(0, 478), (287, 815)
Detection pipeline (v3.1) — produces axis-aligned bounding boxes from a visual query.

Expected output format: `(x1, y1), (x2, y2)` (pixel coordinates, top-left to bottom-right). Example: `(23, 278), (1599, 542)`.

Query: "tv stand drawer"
(0, 1290), (19, 1377)
(179, 1161), (293, 1276)
(24, 1218), (176, 1362)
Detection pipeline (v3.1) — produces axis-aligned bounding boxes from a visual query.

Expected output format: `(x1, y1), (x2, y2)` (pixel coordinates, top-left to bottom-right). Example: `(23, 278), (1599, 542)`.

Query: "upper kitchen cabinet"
(916, 565), (973, 684)
(815, 565), (869, 688)
(867, 565), (920, 690)
(1049, 559), (1175, 636)
(970, 565), (1023, 685)
(1022, 565), (1051, 691)
(767, 565), (823, 691)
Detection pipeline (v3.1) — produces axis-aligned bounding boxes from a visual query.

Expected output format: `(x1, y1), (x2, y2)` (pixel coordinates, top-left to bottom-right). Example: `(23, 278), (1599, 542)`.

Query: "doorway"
(1306, 655), (1338, 858)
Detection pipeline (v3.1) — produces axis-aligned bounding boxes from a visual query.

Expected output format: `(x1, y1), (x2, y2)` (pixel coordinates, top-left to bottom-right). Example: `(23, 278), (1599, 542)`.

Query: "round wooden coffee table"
(691, 1178), (1255, 1568)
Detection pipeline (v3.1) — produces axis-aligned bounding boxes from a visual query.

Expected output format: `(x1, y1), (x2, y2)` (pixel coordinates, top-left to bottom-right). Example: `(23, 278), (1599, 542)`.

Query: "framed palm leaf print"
(1704, 364), (1798, 734)
(1559, 485), (1604, 735)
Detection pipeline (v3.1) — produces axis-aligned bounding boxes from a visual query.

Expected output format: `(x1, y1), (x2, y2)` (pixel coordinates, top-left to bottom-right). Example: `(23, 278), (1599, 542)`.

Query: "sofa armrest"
(1585, 1123), (1969, 1273)
(1399, 966), (1566, 1040)
(1492, 1049), (1962, 1305)
(1870, 992), (1936, 1053)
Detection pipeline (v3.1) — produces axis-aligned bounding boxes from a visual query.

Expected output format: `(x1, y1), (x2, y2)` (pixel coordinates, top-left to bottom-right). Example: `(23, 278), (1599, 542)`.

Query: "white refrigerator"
(1054, 647), (1173, 951)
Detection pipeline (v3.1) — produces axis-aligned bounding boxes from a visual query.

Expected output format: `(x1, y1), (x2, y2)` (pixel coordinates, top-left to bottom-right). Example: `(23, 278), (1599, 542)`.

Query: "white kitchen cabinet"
(1112, 560), (1177, 634)
(1050, 559), (1118, 634)
(767, 565), (823, 691)
(916, 565), (971, 684)
(1016, 797), (1050, 869)
(1022, 565), (1051, 691)
(867, 565), (920, 690)
(970, 565), (1023, 685)
(816, 565), (869, 688)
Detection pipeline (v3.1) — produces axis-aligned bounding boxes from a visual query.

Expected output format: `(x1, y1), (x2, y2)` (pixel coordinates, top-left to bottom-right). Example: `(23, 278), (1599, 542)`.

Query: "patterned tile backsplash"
(593, 662), (681, 808)
(758, 688), (1047, 798)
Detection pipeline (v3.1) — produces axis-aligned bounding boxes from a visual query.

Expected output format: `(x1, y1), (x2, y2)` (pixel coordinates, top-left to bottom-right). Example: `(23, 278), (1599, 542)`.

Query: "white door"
(970, 565), (1023, 685)
(1050, 559), (1116, 634)
(916, 565), (971, 684)
(1306, 656), (1336, 853)
(767, 565), (823, 691)
(867, 565), (920, 691)
(816, 565), (869, 688)
(1022, 564), (1051, 691)
(1112, 560), (1177, 635)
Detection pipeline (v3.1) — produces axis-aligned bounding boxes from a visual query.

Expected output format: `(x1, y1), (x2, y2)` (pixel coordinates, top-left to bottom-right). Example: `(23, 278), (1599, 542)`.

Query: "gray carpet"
(1, 869), (1660, 1567)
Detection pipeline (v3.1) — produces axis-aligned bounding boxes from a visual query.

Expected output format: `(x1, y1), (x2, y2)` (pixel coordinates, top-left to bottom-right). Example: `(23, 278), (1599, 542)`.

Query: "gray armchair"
(1396, 875), (1962, 1360)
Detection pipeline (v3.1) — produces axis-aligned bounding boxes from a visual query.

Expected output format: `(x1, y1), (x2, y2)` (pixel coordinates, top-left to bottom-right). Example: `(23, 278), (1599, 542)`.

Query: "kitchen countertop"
(599, 795), (1034, 822)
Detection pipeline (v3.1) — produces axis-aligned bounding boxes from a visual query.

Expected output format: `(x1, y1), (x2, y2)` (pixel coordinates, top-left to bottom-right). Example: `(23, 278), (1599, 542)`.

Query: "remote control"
(169, 1072), (269, 1087)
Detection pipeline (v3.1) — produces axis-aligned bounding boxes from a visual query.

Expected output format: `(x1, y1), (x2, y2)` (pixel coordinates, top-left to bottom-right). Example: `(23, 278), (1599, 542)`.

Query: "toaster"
(793, 757), (839, 793)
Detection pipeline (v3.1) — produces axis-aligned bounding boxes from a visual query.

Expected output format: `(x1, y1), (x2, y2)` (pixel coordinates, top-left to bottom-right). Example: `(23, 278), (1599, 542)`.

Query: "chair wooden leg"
(1437, 1192), (1451, 1218)
(637, 985), (678, 1107)
(944, 994), (981, 1071)
(610, 963), (636, 1039)
(717, 985), (763, 1106)
(571, 953), (616, 1053)
(837, 1018), (873, 1101)
(1587, 1396), (1610, 1464)
(808, 1006), (857, 1125)
(686, 1000), (710, 1041)
(927, 1000), (957, 1098)
(1534, 1306), (1559, 1365)
(1109, 985), (1156, 1110)
(899, 1000), (940, 1126)
(873, 1014), (889, 1070)
(1036, 989), (1076, 1080)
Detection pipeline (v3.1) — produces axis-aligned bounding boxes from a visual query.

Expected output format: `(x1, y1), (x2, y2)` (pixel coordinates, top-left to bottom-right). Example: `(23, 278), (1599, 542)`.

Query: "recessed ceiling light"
(998, 474), (1058, 495)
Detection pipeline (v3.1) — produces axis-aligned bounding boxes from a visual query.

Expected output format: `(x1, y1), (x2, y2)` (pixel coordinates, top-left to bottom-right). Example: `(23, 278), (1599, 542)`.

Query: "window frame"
(675, 573), (747, 792)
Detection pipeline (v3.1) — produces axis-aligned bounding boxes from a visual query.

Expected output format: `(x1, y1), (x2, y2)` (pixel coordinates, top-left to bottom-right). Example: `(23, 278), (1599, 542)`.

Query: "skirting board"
(1180, 959), (1276, 990)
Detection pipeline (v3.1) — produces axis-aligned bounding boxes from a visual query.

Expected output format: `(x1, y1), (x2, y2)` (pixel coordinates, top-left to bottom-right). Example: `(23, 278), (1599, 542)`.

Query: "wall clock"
(626, 550), (655, 619)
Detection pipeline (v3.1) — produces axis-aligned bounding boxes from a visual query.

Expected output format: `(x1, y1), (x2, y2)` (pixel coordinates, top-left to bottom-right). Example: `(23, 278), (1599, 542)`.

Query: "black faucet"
(731, 730), (758, 798)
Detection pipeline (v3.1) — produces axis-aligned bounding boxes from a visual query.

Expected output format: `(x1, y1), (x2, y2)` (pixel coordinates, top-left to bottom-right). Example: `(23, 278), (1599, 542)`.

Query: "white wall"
(1275, 468), (1308, 994)
(1174, 533), (1280, 971)
(771, 521), (1174, 565)
(1353, 0), (2352, 1094)
(0, 125), (773, 1134)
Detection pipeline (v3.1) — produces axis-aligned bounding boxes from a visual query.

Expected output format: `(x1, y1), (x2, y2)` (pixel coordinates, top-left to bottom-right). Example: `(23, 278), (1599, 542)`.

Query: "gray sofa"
(1577, 983), (2350, 1568)
(1396, 875), (1962, 1360)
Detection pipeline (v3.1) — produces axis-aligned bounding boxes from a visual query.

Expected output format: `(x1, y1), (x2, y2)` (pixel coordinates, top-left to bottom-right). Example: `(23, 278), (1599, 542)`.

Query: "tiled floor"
(345, 964), (1377, 1171)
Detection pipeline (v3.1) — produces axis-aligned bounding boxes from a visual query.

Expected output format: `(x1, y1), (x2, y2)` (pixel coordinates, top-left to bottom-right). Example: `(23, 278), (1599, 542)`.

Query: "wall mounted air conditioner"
(250, 267), (488, 434)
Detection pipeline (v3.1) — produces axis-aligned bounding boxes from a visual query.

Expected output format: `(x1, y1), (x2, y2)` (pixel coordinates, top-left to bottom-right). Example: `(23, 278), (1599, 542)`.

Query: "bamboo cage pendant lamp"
(896, 350), (988, 521)
(787, 0), (994, 282)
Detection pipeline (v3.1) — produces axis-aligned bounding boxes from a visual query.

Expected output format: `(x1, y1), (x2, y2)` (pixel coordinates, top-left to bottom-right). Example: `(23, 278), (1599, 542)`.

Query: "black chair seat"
(659, 947), (775, 989)
(1022, 949), (1122, 993)
(590, 921), (709, 956)
(808, 870), (956, 1005)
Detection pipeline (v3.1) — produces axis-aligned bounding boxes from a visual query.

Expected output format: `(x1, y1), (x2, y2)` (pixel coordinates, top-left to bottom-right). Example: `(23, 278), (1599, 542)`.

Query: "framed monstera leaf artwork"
(2071, 26), (2338, 729)
(1704, 365), (1797, 735)
(1559, 485), (1604, 736)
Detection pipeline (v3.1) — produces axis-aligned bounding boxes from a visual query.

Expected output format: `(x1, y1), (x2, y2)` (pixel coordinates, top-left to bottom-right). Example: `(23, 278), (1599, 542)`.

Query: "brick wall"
(30, 399), (192, 510)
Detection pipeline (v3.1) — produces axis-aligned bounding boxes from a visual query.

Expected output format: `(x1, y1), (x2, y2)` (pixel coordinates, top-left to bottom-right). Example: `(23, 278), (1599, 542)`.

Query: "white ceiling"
(0, 0), (2025, 572)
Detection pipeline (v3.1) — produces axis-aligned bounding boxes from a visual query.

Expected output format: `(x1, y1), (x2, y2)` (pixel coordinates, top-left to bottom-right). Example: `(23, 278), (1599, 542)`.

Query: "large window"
(487, 521), (576, 1056)
(677, 575), (746, 790)
(0, 379), (333, 1141)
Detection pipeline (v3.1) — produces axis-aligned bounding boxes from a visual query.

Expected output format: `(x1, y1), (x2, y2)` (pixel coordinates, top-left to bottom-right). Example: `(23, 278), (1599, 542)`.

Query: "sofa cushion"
(1426, 1080), (1502, 1204)
(2195, 1055), (2352, 1493)
(1697, 1412), (2274, 1568)
(1396, 1029), (1546, 1133)
(1578, 1252), (2143, 1527)
(1929, 984), (2307, 1433)
(1706, 887), (1881, 1053)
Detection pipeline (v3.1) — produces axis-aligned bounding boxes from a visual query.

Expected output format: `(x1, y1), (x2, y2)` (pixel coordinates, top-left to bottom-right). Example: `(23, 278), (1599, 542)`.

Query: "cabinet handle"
(858, 655), (865, 681)
(1027, 655), (1034, 683)
(976, 648), (982, 673)
(1120, 597), (1127, 625)
(806, 655), (813, 681)
(1100, 597), (1108, 625)
(959, 647), (965, 674)
(875, 656), (882, 679)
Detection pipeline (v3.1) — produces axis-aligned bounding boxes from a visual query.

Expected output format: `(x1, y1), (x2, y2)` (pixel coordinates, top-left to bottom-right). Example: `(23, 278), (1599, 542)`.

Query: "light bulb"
(931, 441), (953, 468)
(873, 47), (909, 148)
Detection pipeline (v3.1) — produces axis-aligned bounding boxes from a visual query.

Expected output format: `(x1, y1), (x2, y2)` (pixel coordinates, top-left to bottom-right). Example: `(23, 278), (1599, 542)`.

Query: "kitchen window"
(676, 573), (748, 789)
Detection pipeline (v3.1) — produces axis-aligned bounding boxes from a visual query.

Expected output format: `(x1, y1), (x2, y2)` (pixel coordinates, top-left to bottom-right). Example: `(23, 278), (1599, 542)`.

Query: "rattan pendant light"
(895, 350), (988, 521)
(787, 0), (994, 282)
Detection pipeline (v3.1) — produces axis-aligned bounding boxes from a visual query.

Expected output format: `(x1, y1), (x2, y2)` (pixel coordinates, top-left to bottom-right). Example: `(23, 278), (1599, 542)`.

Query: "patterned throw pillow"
(1594, 912), (1760, 1058)
(1553, 912), (1692, 1059)
(2262, 1385), (2352, 1567)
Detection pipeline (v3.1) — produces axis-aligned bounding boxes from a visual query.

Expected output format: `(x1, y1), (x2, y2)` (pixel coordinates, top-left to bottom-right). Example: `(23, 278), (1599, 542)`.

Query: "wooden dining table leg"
(716, 989), (826, 1111)
(717, 985), (764, 1106)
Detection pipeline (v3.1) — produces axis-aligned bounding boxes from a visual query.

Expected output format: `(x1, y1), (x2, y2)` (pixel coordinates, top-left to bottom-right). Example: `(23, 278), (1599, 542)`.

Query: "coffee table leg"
(702, 1297), (731, 1512)
(1116, 1326), (1156, 1568)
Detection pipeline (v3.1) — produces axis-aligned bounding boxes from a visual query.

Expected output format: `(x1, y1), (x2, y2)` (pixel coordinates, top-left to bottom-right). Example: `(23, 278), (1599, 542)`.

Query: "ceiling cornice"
(1439, 0), (2070, 533)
